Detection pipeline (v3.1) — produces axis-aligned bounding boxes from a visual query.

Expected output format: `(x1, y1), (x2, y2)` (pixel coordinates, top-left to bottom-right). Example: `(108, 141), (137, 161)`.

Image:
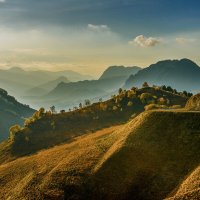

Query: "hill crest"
(1, 110), (200, 199)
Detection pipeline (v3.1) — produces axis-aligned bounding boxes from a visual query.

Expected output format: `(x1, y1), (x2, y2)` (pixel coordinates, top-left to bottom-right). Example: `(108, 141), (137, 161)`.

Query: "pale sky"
(0, 0), (200, 76)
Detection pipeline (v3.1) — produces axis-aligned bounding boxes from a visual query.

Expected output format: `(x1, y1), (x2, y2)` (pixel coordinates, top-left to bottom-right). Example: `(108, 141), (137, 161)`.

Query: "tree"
(158, 97), (167, 105)
(166, 86), (173, 92)
(140, 93), (154, 104)
(127, 90), (135, 98)
(38, 107), (45, 118)
(84, 99), (91, 107)
(60, 110), (65, 114)
(127, 101), (133, 107)
(142, 82), (149, 88)
(131, 87), (138, 91)
(173, 89), (178, 94)
(79, 103), (83, 109)
(24, 118), (34, 127)
(99, 98), (103, 102)
(100, 103), (107, 111)
(118, 88), (123, 95)
(113, 106), (118, 111)
(50, 106), (56, 114)
(73, 106), (78, 111)
(9, 125), (21, 140)
(161, 85), (167, 91)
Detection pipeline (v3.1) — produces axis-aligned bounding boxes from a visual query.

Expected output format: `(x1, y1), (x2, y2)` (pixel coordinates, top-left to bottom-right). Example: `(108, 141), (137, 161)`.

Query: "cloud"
(0, 0), (5, 2)
(129, 35), (161, 47)
(88, 24), (110, 32)
(176, 37), (196, 44)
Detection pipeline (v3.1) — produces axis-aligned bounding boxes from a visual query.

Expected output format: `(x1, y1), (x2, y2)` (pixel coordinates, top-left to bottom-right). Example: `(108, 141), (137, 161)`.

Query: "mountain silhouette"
(125, 59), (200, 92)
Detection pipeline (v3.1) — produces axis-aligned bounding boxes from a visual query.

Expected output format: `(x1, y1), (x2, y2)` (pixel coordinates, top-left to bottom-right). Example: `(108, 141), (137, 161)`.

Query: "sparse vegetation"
(0, 85), (189, 162)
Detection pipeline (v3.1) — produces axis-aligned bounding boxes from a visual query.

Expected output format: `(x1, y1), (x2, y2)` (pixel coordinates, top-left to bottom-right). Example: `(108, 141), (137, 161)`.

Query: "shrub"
(140, 93), (154, 104)
(9, 125), (21, 140)
(127, 101), (133, 107)
(145, 104), (158, 111)
(113, 106), (118, 111)
(127, 90), (136, 98)
(170, 105), (182, 109)
(100, 103), (108, 111)
(158, 97), (167, 105)
(142, 82), (149, 88)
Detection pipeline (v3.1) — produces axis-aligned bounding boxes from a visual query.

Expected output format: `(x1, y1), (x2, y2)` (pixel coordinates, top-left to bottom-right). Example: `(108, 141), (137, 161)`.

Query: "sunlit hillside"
(0, 85), (190, 164)
(1, 110), (200, 200)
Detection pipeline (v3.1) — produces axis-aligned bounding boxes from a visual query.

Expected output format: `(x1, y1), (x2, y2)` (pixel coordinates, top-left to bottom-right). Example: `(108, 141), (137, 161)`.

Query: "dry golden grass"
(166, 165), (200, 200)
(1, 110), (200, 200)
(0, 125), (123, 200)
(185, 93), (200, 111)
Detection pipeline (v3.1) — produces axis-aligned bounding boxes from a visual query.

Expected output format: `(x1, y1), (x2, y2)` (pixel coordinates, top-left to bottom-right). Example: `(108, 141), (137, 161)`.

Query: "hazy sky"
(0, 0), (200, 76)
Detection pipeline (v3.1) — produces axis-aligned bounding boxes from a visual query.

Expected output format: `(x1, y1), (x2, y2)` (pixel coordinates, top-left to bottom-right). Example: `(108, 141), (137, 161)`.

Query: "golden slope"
(166, 165), (200, 200)
(1, 111), (200, 200)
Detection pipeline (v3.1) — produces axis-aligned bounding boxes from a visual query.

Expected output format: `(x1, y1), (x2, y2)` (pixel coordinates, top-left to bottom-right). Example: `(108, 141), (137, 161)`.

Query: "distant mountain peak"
(99, 65), (141, 80)
(56, 76), (69, 82)
(152, 58), (199, 68)
(125, 58), (200, 91)
(9, 67), (24, 72)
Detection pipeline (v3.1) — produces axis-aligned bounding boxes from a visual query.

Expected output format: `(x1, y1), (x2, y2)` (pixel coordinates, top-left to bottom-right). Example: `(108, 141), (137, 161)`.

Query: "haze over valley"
(1, 0), (200, 200)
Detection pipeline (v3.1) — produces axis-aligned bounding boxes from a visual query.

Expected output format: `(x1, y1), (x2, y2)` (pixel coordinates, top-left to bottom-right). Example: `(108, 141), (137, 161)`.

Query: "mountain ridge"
(125, 58), (200, 92)
(99, 65), (141, 80)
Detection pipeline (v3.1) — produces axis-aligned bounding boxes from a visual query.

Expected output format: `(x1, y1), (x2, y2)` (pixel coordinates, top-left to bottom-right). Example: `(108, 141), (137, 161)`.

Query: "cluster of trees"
(140, 81), (193, 98)
(160, 85), (193, 97)
(8, 82), (191, 141)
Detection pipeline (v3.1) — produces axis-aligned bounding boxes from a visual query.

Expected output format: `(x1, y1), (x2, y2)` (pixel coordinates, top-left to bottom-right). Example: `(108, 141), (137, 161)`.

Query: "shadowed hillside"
(0, 85), (189, 163)
(166, 165), (200, 200)
(125, 59), (200, 92)
(0, 88), (35, 142)
(1, 110), (200, 200)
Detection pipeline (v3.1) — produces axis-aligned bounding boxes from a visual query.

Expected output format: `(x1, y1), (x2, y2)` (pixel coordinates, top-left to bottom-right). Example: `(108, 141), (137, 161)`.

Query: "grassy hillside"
(0, 86), (188, 163)
(185, 93), (200, 111)
(1, 110), (200, 200)
(166, 165), (200, 200)
(0, 88), (35, 142)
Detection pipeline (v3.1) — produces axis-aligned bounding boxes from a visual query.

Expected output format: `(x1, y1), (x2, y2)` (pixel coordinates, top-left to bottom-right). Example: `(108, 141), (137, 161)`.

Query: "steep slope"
(0, 89), (35, 142)
(1, 111), (200, 200)
(0, 86), (188, 163)
(185, 93), (200, 111)
(125, 59), (200, 92)
(166, 165), (200, 200)
(25, 76), (70, 96)
(99, 66), (141, 80)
